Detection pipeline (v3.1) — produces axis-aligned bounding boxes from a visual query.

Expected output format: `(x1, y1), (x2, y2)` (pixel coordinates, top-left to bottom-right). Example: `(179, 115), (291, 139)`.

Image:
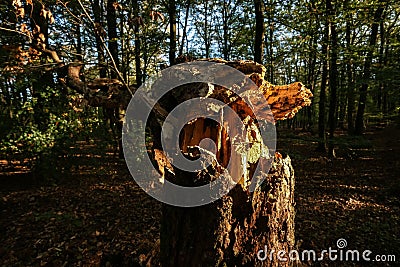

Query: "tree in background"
(1, 0), (400, 163)
(254, 0), (264, 64)
(354, 0), (388, 135)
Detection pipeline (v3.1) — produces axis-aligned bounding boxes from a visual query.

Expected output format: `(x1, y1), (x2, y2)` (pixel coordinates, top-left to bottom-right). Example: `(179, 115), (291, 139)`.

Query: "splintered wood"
(154, 59), (312, 186)
(160, 59), (311, 267)
(204, 58), (313, 123)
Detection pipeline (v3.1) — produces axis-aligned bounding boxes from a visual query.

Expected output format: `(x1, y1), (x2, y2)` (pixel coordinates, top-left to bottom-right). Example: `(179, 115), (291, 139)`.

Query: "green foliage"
(0, 83), (105, 180)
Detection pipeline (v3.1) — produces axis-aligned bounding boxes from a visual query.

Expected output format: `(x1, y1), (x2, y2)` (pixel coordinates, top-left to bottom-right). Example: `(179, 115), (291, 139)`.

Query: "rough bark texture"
(161, 154), (295, 267)
(155, 59), (311, 267)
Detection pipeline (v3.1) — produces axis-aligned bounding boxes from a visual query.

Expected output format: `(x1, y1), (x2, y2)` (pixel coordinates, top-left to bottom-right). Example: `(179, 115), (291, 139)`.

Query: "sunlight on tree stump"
(160, 153), (295, 267)
(151, 59), (311, 267)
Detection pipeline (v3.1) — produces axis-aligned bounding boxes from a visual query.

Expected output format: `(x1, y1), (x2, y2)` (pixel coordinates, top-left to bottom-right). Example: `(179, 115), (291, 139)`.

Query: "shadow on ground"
(0, 124), (399, 266)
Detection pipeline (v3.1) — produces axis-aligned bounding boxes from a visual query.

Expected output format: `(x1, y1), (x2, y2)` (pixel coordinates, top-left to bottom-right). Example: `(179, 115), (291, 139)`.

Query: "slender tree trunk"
(265, 0), (274, 83)
(254, 0), (264, 64)
(337, 69), (347, 130)
(203, 1), (210, 58)
(305, 20), (318, 131)
(382, 44), (389, 115)
(76, 24), (83, 62)
(222, 0), (229, 60)
(327, 0), (338, 157)
(179, 0), (191, 56)
(106, 0), (123, 157)
(317, 20), (329, 152)
(169, 0), (177, 65)
(377, 20), (385, 111)
(120, 8), (127, 82)
(132, 0), (142, 86)
(91, 0), (107, 78)
(346, 18), (355, 134)
(355, 3), (386, 135)
(106, 0), (120, 78)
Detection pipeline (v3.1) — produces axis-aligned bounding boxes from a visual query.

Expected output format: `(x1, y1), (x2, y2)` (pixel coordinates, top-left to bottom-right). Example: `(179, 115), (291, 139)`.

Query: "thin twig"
(0, 27), (32, 41)
(56, 0), (83, 24)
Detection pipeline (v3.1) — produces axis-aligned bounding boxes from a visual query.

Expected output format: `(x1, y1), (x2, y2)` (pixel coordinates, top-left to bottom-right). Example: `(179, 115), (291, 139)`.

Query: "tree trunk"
(91, 0), (107, 78)
(154, 59), (311, 267)
(354, 3), (386, 135)
(327, 0), (338, 158)
(132, 0), (142, 86)
(161, 153), (295, 267)
(377, 20), (385, 111)
(382, 43), (389, 115)
(76, 24), (83, 62)
(105, 0), (123, 157)
(317, 20), (329, 152)
(345, 11), (355, 134)
(106, 0), (120, 78)
(178, 0), (191, 56)
(265, 0), (275, 83)
(254, 0), (264, 64)
(203, 1), (211, 58)
(169, 0), (177, 65)
(222, 0), (230, 60)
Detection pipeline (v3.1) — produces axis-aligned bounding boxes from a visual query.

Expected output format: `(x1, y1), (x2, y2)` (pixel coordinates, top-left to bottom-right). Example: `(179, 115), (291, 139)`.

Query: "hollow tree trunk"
(161, 152), (295, 267)
(155, 59), (311, 267)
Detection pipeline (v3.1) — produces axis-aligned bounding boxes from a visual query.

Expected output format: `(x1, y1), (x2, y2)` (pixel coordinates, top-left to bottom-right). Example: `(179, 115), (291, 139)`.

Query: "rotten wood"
(154, 59), (311, 267)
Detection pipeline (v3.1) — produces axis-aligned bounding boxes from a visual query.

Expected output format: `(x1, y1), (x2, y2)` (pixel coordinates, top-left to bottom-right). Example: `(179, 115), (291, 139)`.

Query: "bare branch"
(0, 27), (32, 41)
(77, 0), (133, 96)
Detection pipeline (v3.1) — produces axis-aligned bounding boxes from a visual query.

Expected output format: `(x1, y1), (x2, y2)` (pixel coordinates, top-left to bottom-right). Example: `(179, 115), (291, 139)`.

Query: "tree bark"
(155, 59), (311, 267)
(178, 0), (191, 56)
(317, 19), (329, 152)
(106, 0), (120, 78)
(161, 153), (295, 267)
(204, 1), (211, 58)
(345, 9), (355, 134)
(254, 0), (265, 64)
(91, 0), (107, 78)
(265, 0), (275, 83)
(354, 2), (386, 135)
(131, 0), (142, 86)
(168, 0), (177, 65)
(221, 0), (230, 60)
(327, 0), (338, 157)
(377, 20), (385, 111)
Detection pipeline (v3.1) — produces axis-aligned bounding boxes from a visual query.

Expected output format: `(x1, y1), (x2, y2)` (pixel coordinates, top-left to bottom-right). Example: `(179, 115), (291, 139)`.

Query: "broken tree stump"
(148, 59), (312, 266)
(160, 153), (295, 267)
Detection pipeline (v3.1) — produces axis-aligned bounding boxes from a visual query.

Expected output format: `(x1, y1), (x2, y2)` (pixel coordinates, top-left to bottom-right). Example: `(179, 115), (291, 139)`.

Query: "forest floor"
(0, 123), (399, 266)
